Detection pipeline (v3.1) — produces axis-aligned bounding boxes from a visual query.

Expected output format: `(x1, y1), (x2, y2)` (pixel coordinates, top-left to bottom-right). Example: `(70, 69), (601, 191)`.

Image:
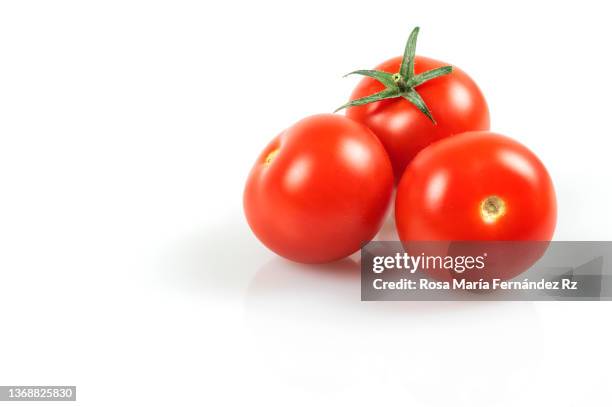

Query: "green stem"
(335, 26), (452, 124)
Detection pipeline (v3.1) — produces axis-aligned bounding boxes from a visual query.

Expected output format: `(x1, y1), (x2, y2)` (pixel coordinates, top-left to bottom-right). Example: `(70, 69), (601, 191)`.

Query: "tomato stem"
(335, 27), (452, 124)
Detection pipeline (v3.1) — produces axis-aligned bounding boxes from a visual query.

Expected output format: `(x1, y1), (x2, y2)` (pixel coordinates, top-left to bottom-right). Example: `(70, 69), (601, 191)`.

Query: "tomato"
(244, 114), (394, 263)
(395, 131), (556, 242)
(395, 131), (556, 282)
(346, 56), (490, 181)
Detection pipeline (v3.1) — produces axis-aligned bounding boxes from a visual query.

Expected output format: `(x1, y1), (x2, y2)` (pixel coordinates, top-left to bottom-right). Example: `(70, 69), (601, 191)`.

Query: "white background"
(1, 0), (611, 405)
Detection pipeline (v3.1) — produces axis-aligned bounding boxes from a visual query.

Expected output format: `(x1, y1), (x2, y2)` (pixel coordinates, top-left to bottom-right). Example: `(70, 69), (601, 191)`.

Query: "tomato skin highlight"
(244, 114), (394, 263)
(395, 131), (557, 242)
(346, 56), (490, 181)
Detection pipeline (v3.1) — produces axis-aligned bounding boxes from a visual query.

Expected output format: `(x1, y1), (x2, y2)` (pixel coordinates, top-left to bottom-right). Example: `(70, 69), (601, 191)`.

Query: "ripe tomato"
(395, 131), (556, 282)
(395, 131), (557, 242)
(346, 56), (490, 181)
(244, 114), (394, 263)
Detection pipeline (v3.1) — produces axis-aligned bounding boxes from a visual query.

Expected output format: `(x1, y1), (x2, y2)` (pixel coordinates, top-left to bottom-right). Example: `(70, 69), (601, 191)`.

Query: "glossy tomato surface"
(244, 114), (394, 263)
(395, 131), (557, 242)
(347, 56), (490, 181)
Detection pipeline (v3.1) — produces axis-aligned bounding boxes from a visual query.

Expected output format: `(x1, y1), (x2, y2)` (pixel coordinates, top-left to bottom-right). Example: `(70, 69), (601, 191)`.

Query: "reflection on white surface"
(244, 254), (543, 406)
(159, 217), (265, 298)
(160, 212), (557, 406)
(159, 213), (400, 298)
(374, 210), (400, 241)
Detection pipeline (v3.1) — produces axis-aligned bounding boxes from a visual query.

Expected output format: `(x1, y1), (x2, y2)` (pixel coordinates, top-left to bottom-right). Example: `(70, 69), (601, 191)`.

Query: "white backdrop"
(1, 0), (611, 405)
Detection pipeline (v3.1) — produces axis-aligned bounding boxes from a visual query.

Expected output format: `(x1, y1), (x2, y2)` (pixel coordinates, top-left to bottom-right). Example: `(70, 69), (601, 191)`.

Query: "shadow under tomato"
(244, 252), (522, 317)
(243, 255), (542, 404)
(245, 256), (360, 304)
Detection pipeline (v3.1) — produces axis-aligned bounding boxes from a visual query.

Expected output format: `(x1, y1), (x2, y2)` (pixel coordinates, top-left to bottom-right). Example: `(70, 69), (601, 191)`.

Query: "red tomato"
(346, 56), (490, 181)
(395, 131), (556, 242)
(244, 114), (394, 263)
(395, 131), (557, 282)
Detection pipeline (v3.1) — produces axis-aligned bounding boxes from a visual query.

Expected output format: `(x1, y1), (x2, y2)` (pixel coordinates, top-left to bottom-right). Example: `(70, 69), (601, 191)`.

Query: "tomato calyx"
(335, 27), (452, 124)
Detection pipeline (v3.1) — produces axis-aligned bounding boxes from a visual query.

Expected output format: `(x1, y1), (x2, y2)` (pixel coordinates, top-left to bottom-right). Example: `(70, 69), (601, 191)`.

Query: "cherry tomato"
(244, 114), (394, 263)
(395, 131), (556, 282)
(395, 131), (556, 242)
(346, 56), (490, 181)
